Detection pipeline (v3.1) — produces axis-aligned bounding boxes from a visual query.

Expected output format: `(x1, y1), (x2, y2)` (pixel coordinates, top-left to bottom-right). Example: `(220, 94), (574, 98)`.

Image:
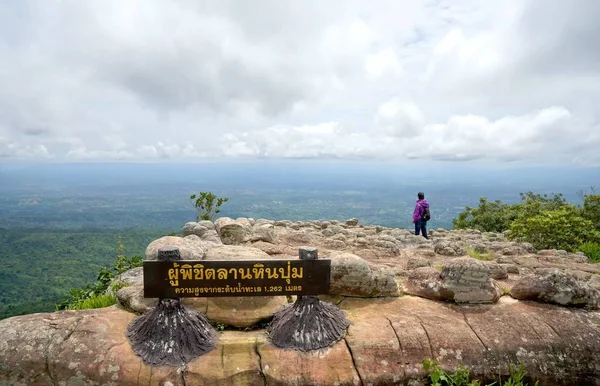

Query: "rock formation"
(1, 218), (600, 385)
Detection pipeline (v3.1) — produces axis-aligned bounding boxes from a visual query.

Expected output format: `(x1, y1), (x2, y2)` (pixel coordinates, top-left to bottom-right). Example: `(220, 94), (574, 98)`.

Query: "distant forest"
(0, 228), (170, 319)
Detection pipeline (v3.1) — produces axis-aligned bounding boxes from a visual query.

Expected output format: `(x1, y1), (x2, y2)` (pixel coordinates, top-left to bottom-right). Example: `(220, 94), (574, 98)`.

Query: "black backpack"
(421, 206), (431, 221)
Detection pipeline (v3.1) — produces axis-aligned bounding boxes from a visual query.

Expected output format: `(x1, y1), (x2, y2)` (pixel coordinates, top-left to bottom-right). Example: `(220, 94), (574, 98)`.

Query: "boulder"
(403, 267), (451, 301)
(328, 251), (400, 297)
(214, 217), (252, 245)
(511, 269), (600, 310)
(116, 284), (157, 314)
(249, 223), (276, 243)
(145, 236), (214, 260)
(111, 266), (144, 286)
(279, 230), (319, 246)
(485, 261), (509, 280)
(440, 257), (502, 303)
(346, 218), (359, 226)
(433, 240), (466, 256)
(406, 256), (432, 270)
(198, 230), (223, 244)
(182, 222), (209, 237)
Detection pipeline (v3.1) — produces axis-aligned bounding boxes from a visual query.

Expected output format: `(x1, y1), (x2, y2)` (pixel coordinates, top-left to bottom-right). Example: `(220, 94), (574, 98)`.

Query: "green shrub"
(453, 198), (517, 233)
(453, 192), (567, 233)
(67, 293), (116, 310)
(579, 242), (600, 263)
(508, 206), (600, 251)
(581, 192), (600, 229)
(56, 238), (143, 310)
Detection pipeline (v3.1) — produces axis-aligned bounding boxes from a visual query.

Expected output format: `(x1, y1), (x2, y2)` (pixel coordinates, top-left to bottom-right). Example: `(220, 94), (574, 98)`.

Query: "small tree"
(190, 191), (229, 221)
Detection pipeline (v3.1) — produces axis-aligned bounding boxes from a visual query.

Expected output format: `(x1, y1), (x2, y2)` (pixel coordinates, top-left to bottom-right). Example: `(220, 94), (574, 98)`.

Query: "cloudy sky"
(0, 0), (599, 165)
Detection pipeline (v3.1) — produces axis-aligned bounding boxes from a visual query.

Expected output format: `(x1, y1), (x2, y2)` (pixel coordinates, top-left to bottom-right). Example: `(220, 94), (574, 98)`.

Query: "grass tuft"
(465, 246), (494, 261)
(67, 294), (116, 310)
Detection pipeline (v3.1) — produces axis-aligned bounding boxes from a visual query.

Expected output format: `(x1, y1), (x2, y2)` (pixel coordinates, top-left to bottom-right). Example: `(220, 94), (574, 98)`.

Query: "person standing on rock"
(412, 192), (430, 239)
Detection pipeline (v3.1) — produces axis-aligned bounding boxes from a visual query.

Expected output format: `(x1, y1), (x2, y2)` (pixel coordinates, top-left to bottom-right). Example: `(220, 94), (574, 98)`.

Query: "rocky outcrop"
(328, 251), (400, 297)
(404, 257), (503, 304)
(214, 217), (253, 245)
(2, 296), (599, 386)
(511, 269), (600, 309)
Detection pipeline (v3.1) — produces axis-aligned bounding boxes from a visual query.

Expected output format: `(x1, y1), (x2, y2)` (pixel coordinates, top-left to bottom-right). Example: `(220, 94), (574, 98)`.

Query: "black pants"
(415, 219), (428, 239)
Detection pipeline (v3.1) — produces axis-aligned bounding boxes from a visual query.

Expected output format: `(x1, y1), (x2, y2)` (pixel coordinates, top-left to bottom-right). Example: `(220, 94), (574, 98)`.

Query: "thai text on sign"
(143, 259), (331, 298)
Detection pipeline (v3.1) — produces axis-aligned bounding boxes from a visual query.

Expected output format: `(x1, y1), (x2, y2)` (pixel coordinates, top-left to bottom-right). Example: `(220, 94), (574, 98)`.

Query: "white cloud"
(0, 0), (598, 165)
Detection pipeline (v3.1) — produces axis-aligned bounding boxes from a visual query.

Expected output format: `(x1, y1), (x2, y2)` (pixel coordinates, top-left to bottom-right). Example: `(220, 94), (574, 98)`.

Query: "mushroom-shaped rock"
(328, 251), (399, 297)
(433, 240), (466, 256)
(403, 267), (452, 301)
(511, 269), (600, 310)
(214, 217), (253, 245)
(183, 222), (209, 237)
(440, 257), (502, 304)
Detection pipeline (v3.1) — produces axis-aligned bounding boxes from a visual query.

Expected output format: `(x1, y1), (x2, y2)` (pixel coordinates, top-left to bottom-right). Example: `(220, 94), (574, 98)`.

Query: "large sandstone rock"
(433, 240), (466, 256)
(116, 284), (157, 313)
(2, 297), (599, 385)
(328, 251), (399, 297)
(249, 222), (276, 243)
(404, 258), (502, 304)
(511, 269), (600, 310)
(214, 217), (253, 245)
(183, 221), (209, 237)
(441, 257), (502, 303)
(145, 235), (215, 260)
(403, 267), (451, 302)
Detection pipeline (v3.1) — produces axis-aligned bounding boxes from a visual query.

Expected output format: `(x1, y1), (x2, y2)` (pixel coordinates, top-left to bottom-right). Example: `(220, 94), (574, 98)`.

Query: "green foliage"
(190, 191), (229, 221)
(66, 293), (117, 310)
(453, 192), (569, 233)
(423, 359), (481, 386)
(423, 359), (538, 386)
(453, 191), (600, 254)
(508, 206), (600, 252)
(579, 242), (600, 263)
(501, 364), (539, 386)
(465, 246), (494, 261)
(55, 239), (144, 311)
(452, 198), (517, 233)
(581, 191), (600, 229)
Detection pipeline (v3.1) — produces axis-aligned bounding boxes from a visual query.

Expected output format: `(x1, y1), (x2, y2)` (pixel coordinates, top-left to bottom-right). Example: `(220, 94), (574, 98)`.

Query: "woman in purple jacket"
(412, 192), (430, 239)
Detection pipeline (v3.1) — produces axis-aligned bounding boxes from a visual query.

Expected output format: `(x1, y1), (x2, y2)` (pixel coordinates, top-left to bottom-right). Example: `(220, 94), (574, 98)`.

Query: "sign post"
(127, 245), (350, 366)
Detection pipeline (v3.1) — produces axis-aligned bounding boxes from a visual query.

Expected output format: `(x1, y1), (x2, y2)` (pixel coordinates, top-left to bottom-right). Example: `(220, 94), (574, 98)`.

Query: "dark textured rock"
(406, 256), (432, 270)
(433, 240), (466, 256)
(511, 269), (600, 309)
(485, 261), (509, 280)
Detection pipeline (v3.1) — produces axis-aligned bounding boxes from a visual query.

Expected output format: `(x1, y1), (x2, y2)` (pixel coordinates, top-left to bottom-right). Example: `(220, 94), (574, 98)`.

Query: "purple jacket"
(412, 199), (429, 222)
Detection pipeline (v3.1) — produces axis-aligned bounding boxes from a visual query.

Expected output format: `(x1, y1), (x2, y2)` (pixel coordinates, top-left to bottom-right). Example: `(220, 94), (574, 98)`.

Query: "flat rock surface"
(1, 296), (599, 386)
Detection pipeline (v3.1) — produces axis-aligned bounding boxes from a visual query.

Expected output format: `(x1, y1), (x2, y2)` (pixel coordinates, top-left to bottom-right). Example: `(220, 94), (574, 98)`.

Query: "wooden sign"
(143, 259), (331, 298)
